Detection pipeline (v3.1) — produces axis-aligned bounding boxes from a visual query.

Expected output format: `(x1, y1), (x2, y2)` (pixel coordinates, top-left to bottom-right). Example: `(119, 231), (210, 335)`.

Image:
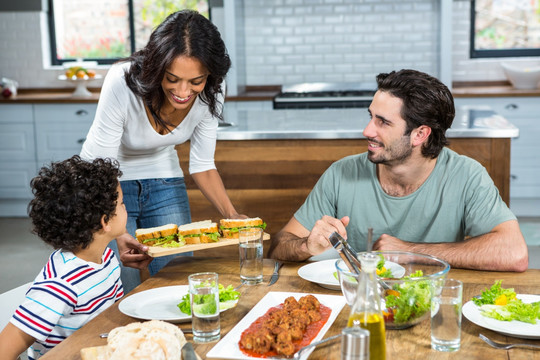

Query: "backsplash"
(0, 1), (538, 89)
(242, 0), (440, 85)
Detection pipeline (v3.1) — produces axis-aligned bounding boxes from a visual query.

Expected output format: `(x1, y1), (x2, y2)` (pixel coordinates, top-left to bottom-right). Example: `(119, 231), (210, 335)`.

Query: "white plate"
(463, 294), (540, 339)
(297, 259), (405, 290)
(206, 292), (346, 360)
(119, 285), (236, 323)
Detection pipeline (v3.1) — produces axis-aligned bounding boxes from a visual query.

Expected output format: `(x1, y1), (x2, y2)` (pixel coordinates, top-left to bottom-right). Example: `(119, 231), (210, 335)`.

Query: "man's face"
(363, 90), (413, 165)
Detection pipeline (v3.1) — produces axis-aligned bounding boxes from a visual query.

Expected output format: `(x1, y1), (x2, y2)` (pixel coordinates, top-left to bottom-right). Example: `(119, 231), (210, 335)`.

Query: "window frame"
(47, 0), (135, 66)
(469, 0), (540, 59)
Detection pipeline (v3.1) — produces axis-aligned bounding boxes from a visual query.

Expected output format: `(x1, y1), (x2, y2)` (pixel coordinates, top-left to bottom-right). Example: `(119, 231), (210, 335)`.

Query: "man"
(268, 69), (528, 272)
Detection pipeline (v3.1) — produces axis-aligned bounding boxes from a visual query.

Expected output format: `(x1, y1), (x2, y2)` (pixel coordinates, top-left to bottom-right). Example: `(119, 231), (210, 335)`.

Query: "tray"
(147, 232), (270, 257)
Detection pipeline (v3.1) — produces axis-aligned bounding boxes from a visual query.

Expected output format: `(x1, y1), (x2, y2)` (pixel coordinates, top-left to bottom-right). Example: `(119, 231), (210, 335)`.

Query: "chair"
(0, 282), (32, 360)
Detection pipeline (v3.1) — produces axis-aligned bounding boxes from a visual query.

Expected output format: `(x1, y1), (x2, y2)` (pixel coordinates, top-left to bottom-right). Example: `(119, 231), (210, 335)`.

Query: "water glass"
(239, 228), (263, 284)
(431, 278), (463, 352)
(189, 272), (220, 343)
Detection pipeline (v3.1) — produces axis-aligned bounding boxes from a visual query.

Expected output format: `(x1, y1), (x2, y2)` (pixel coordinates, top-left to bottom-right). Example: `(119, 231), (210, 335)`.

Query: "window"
(48, 0), (209, 65)
(470, 0), (540, 58)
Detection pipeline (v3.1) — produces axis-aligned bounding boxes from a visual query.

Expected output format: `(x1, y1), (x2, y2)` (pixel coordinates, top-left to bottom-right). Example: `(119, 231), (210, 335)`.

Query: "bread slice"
(135, 224), (178, 246)
(219, 217), (266, 239)
(178, 220), (220, 244)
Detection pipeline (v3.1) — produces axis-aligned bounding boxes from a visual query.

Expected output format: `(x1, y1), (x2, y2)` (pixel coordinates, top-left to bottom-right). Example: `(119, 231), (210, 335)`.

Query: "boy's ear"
(101, 215), (111, 232)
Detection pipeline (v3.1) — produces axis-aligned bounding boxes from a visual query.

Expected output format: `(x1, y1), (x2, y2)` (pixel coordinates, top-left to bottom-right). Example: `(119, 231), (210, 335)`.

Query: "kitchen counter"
(218, 106), (519, 140)
(1, 82), (539, 103)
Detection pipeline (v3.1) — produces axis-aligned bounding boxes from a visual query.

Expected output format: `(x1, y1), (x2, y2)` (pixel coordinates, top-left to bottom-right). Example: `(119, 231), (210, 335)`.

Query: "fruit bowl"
(58, 74), (102, 97)
(335, 251), (450, 330)
(501, 62), (540, 90)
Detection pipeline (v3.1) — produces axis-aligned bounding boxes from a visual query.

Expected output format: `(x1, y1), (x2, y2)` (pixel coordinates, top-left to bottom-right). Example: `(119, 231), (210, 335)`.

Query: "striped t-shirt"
(10, 247), (123, 359)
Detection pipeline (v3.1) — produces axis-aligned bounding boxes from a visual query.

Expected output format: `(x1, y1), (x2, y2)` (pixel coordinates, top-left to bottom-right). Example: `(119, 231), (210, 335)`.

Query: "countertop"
(1, 82), (539, 103)
(217, 106), (519, 140)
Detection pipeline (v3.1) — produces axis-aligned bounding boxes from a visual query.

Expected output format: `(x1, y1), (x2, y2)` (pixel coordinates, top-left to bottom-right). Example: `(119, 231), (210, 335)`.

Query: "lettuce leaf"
(177, 283), (240, 315)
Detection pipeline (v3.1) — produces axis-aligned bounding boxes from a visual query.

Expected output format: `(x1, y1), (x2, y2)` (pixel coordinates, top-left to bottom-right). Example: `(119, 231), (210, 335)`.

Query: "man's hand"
(305, 215), (350, 255)
(372, 233), (411, 251)
(116, 232), (153, 270)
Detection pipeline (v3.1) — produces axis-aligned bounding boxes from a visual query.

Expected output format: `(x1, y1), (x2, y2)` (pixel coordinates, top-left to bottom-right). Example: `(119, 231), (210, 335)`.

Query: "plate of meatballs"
(206, 292), (346, 359)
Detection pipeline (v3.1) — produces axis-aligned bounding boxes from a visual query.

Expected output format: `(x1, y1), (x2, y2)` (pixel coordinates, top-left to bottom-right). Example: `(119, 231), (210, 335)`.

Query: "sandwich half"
(178, 220), (221, 244)
(219, 217), (267, 239)
(135, 224), (184, 247)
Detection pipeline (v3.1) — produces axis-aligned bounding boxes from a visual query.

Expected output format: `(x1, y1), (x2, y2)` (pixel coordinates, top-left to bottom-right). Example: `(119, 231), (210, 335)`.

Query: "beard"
(367, 134), (413, 165)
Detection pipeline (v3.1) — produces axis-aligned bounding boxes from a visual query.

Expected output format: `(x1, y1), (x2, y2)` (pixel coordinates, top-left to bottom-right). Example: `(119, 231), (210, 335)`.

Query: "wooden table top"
(40, 257), (540, 360)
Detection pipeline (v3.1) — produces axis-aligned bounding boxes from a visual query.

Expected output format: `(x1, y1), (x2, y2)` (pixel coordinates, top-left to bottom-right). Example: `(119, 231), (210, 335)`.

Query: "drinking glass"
(431, 278), (463, 352)
(239, 228), (263, 284)
(189, 272), (220, 343)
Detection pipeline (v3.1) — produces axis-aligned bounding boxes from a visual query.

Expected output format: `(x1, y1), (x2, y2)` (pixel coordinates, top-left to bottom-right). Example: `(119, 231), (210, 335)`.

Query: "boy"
(0, 156), (126, 359)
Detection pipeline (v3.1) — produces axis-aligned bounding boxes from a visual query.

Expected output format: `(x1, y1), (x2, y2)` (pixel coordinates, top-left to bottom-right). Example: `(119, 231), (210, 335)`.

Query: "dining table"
(40, 256), (540, 360)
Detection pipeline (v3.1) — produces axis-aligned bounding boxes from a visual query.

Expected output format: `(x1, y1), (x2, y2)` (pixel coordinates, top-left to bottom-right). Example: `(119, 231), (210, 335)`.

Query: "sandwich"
(135, 224), (184, 248)
(178, 220), (221, 244)
(219, 217), (267, 239)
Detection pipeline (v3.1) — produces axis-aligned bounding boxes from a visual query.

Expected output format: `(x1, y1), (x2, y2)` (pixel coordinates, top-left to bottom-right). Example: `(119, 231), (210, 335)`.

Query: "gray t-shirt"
(294, 147), (516, 252)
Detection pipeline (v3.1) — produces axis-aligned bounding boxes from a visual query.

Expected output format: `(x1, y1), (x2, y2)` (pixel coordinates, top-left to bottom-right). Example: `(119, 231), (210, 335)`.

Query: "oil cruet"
(347, 252), (386, 360)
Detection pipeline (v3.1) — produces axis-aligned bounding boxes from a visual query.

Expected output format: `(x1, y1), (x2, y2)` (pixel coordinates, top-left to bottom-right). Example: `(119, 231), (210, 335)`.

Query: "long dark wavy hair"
(28, 156), (122, 252)
(376, 69), (455, 158)
(123, 10), (231, 131)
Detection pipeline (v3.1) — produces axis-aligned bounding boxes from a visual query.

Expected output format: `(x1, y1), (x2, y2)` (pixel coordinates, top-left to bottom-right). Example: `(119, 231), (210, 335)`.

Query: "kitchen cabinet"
(455, 97), (540, 216)
(0, 105), (36, 214)
(34, 104), (96, 166)
(0, 104), (95, 216)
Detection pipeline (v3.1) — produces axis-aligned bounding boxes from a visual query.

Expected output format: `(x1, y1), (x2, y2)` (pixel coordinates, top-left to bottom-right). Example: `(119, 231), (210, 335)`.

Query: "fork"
(479, 333), (540, 350)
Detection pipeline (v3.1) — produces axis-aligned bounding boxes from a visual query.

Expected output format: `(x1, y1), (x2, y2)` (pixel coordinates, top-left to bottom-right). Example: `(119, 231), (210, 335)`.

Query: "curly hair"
(123, 9), (231, 131)
(28, 156), (122, 252)
(376, 69), (455, 158)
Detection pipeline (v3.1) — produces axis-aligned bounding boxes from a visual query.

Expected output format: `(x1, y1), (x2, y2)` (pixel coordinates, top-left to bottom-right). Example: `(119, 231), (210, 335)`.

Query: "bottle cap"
(341, 327), (370, 360)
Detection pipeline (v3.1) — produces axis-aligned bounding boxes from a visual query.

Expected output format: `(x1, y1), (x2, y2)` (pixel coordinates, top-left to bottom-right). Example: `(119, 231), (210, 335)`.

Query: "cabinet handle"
(76, 109), (88, 116)
(77, 138), (86, 144)
(505, 104), (518, 110)
(511, 174), (517, 180)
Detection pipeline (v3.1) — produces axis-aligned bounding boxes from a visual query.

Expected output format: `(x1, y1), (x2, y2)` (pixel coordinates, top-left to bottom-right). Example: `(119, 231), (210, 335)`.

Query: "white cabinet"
(34, 104), (95, 166)
(0, 103), (95, 216)
(0, 105), (36, 202)
(455, 97), (540, 216)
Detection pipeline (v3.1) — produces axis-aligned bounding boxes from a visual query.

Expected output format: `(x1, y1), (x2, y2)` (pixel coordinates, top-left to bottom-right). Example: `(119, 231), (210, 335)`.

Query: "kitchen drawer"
(0, 123), (36, 161)
(0, 104), (33, 124)
(0, 161), (37, 199)
(454, 97), (539, 120)
(35, 120), (92, 162)
(33, 103), (97, 124)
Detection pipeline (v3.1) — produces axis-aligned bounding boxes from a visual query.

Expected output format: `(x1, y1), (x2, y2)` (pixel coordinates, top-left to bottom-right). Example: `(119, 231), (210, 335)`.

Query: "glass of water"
(239, 228), (263, 284)
(189, 272), (220, 343)
(431, 278), (463, 352)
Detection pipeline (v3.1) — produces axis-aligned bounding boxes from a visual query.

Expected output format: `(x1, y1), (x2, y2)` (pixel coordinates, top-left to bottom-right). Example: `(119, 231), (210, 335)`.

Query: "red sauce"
(238, 303), (332, 358)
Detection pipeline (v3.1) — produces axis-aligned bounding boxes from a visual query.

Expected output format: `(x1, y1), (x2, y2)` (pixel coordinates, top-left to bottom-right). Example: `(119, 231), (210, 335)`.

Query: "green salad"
(383, 270), (431, 324)
(334, 254), (393, 281)
(472, 280), (540, 324)
(177, 283), (240, 315)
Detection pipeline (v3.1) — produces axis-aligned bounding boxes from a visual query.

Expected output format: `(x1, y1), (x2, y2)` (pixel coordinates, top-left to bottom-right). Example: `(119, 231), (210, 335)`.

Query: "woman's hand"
(116, 233), (154, 270)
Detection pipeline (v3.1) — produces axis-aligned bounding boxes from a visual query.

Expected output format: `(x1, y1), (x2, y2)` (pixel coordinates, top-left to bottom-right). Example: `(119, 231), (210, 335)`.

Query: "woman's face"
(161, 55), (209, 112)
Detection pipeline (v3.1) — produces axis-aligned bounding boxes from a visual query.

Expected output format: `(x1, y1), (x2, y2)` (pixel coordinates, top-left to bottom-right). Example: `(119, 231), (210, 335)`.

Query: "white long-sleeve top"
(80, 62), (221, 180)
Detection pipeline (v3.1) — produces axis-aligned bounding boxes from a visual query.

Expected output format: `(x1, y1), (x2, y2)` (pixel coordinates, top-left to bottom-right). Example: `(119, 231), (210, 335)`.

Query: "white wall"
(0, 1), (538, 89)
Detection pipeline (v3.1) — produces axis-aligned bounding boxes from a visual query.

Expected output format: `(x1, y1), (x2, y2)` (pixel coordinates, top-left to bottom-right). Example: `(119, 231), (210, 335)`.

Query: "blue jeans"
(113, 178), (192, 293)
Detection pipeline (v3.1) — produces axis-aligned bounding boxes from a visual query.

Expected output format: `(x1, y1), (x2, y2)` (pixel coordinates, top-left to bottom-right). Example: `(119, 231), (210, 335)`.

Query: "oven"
(273, 82), (376, 109)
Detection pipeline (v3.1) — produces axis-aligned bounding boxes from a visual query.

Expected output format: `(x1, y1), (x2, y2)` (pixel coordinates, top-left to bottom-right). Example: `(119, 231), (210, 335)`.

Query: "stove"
(273, 82), (377, 109)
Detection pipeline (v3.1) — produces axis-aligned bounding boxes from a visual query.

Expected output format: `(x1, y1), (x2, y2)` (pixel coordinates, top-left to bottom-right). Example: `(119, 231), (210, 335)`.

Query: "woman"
(81, 10), (244, 293)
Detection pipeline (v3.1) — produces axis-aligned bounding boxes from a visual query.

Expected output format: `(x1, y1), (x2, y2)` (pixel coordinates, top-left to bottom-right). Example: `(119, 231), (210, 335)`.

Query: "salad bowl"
(335, 250), (450, 329)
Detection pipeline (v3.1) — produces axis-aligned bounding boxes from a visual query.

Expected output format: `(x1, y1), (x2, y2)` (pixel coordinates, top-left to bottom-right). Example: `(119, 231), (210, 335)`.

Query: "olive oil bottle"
(348, 252), (386, 360)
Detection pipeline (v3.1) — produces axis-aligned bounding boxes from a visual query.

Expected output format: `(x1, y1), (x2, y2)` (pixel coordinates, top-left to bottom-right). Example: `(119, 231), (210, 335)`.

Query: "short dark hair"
(376, 69), (455, 158)
(28, 156), (122, 252)
(123, 9), (231, 130)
